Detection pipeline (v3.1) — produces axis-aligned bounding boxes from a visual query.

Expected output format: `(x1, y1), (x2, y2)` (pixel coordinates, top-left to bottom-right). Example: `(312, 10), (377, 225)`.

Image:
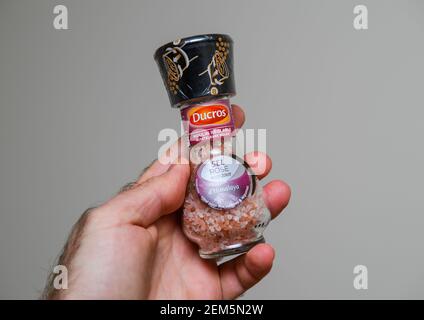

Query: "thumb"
(98, 162), (190, 228)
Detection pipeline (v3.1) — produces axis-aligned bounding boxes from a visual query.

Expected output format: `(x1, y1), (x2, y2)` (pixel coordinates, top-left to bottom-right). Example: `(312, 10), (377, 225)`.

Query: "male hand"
(43, 105), (291, 299)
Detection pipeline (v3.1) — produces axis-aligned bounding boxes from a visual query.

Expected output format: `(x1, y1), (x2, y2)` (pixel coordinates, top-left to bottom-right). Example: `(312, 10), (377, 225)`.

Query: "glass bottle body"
(179, 97), (271, 259)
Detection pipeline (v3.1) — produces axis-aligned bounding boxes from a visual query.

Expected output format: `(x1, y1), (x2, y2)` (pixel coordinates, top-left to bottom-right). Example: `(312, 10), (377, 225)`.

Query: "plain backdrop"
(1, 0), (424, 299)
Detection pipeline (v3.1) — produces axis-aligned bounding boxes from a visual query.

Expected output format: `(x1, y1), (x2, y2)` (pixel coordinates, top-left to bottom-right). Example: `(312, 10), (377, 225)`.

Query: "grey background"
(0, 0), (423, 299)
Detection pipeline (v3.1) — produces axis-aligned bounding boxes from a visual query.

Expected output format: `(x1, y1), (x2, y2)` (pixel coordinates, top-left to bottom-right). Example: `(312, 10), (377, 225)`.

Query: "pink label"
(195, 155), (252, 210)
(180, 99), (235, 146)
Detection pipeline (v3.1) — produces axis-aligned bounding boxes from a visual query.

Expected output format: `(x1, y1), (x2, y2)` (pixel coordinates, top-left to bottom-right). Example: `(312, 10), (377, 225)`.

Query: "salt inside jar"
(154, 34), (271, 258)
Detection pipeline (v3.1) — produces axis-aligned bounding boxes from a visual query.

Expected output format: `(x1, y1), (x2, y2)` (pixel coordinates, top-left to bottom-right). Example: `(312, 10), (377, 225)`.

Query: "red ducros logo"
(188, 105), (230, 126)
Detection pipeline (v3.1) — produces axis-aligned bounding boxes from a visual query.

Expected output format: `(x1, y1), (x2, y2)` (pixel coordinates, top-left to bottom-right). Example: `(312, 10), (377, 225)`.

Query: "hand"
(43, 105), (291, 299)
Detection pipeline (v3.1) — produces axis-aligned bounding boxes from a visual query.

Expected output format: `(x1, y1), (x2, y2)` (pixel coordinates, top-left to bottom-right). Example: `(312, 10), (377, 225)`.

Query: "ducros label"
(188, 105), (230, 126)
(181, 99), (235, 146)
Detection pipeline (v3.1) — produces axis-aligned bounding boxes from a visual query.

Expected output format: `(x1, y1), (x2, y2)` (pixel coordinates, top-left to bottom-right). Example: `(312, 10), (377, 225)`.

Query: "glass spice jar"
(154, 34), (271, 259)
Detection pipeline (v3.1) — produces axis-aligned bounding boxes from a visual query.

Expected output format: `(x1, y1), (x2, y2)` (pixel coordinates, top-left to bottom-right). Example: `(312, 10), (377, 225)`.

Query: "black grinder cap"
(154, 34), (236, 107)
